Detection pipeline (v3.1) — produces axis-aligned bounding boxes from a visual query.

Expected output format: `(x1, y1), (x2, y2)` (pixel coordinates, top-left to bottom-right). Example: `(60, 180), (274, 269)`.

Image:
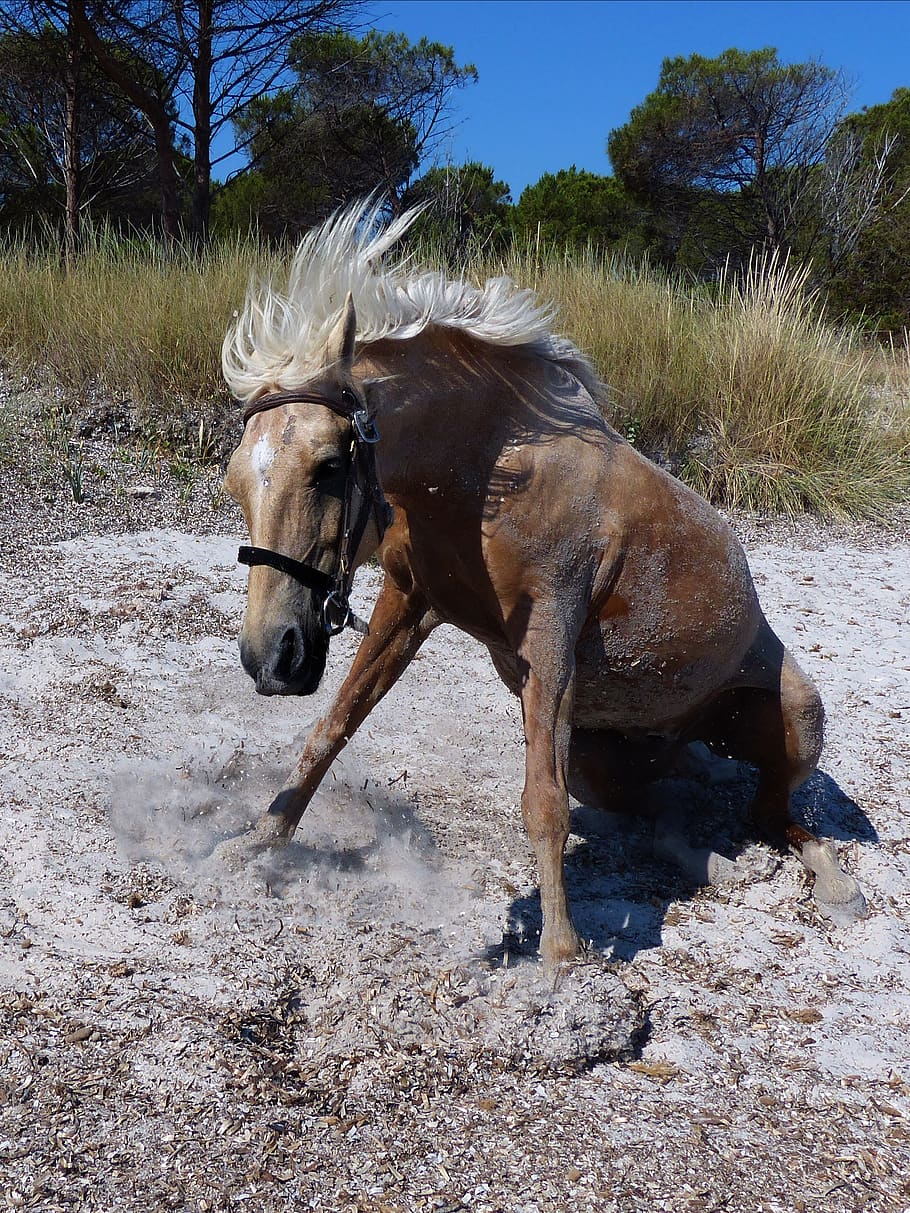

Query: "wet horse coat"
(222, 205), (865, 965)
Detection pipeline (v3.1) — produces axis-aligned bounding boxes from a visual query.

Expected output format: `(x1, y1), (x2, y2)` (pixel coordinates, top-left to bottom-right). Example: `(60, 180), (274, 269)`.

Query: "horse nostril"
(275, 626), (302, 681)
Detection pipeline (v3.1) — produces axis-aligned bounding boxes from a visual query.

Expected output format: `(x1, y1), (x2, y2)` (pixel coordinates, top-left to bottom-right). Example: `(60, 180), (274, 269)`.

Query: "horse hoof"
(704, 845), (776, 886)
(801, 841), (868, 926)
(705, 851), (742, 886)
(213, 835), (249, 873)
(654, 833), (751, 888)
(814, 871), (868, 926)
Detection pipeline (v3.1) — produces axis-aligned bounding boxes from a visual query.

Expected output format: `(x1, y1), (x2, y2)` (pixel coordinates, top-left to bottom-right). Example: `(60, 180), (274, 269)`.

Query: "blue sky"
(365, 0), (910, 199)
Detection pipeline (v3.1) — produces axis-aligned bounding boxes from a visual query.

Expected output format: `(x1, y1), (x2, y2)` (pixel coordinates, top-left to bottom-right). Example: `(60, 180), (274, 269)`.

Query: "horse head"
(224, 295), (389, 696)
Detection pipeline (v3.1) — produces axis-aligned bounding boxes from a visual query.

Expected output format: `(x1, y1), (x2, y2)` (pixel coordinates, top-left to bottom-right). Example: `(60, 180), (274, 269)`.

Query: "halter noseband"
(236, 386), (392, 638)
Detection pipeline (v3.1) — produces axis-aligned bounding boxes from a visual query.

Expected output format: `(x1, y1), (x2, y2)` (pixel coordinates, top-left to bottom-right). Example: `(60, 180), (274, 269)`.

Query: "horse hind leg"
(568, 729), (747, 886)
(699, 651), (867, 925)
(566, 728), (672, 813)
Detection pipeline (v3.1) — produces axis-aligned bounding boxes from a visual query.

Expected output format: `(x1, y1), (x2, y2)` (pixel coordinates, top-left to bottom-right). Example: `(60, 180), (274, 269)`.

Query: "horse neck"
(355, 327), (606, 492)
(354, 329), (513, 480)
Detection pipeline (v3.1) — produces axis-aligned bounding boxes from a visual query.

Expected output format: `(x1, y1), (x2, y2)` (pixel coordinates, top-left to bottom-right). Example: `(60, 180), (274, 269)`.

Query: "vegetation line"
(0, 230), (905, 520)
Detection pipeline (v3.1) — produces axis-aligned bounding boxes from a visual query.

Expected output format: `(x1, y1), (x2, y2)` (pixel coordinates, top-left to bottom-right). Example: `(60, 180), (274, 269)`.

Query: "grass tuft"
(0, 224), (279, 445)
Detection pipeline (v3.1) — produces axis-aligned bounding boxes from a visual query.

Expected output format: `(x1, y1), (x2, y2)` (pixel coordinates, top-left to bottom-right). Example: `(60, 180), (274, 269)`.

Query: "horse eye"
(313, 455), (346, 486)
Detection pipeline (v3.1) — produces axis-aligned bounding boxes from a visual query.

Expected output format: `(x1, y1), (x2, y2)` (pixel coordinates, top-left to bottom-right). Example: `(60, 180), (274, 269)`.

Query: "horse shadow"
(483, 755), (877, 967)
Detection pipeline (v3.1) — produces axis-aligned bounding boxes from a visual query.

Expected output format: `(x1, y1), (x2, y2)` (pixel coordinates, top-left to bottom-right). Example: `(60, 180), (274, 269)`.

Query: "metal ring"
(323, 590), (351, 637)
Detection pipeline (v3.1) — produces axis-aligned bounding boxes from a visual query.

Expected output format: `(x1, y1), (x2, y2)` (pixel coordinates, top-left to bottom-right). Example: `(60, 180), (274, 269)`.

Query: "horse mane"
(222, 200), (607, 406)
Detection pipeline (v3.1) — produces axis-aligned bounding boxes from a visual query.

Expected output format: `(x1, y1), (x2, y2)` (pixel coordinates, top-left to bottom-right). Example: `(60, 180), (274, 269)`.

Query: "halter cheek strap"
(236, 387), (392, 638)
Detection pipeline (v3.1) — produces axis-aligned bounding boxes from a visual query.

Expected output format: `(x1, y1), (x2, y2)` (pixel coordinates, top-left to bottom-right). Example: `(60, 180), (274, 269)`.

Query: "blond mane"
(222, 201), (604, 404)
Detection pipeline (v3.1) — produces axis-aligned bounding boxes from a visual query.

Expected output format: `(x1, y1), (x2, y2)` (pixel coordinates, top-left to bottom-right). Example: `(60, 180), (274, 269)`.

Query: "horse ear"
(325, 292), (357, 372)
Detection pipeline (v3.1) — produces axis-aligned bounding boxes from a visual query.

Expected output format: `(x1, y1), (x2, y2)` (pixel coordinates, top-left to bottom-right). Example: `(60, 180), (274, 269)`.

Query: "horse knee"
(521, 787), (570, 847)
(781, 655), (824, 787)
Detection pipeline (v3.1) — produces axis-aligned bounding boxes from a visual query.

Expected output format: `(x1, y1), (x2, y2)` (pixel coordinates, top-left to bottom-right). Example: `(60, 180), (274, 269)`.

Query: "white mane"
(222, 201), (602, 404)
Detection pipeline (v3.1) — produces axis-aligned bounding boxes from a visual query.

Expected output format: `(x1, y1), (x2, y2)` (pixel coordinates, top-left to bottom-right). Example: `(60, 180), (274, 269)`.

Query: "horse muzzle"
(240, 622), (327, 696)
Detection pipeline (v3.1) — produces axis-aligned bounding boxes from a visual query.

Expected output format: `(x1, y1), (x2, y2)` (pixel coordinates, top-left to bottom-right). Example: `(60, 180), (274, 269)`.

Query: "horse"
(220, 202), (866, 967)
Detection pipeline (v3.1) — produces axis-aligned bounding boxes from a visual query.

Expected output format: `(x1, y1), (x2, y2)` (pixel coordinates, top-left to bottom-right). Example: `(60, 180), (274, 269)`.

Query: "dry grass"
(492, 245), (910, 519)
(0, 227), (906, 517)
(0, 227), (271, 437)
(864, 332), (910, 449)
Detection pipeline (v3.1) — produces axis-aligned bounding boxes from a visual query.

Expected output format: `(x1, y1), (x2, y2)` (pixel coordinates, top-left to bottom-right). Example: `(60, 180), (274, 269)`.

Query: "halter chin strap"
(236, 386), (393, 637)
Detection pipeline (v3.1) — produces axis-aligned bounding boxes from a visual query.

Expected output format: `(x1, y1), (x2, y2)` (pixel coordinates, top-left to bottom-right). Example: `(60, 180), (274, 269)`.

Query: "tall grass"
(0, 226), (906, 517)
(492, 243), (909, 518)
(0, 225), (275, 441)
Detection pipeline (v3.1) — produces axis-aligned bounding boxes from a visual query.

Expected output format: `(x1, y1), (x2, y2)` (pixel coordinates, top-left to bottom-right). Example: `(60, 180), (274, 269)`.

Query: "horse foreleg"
(225, 579), (437, 858)
(517, 650), (580, 968)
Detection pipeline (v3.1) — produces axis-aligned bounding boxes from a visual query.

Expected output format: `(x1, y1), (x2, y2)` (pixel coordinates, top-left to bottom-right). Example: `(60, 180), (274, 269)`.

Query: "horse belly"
(572, 588), (761, 734)
(572, 661), (728, 733)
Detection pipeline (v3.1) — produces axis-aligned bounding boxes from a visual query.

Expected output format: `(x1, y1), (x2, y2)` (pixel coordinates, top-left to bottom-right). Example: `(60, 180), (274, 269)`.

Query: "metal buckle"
(352, 409), (380, 444)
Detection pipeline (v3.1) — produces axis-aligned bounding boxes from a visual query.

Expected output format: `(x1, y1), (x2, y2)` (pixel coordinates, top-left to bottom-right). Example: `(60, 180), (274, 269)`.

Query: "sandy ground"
(0, 441), (908, 1210)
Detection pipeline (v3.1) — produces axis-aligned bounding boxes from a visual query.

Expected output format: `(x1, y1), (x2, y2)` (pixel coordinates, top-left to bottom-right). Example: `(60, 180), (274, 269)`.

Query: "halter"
(236, 387), (392, 637)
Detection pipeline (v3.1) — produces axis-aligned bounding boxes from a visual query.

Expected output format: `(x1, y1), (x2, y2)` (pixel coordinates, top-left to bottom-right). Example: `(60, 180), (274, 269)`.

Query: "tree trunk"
(153, 121), (183, 245)
(191, 0), (214, 247)
(62, 4), (81, 270)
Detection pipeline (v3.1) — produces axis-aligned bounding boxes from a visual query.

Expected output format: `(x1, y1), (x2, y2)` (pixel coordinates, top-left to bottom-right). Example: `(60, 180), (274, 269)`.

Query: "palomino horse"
(221, 203), (866, 966)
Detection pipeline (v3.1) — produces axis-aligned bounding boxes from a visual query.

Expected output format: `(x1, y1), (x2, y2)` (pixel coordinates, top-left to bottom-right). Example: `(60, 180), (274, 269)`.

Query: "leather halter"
(237, 386), (392, 637)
